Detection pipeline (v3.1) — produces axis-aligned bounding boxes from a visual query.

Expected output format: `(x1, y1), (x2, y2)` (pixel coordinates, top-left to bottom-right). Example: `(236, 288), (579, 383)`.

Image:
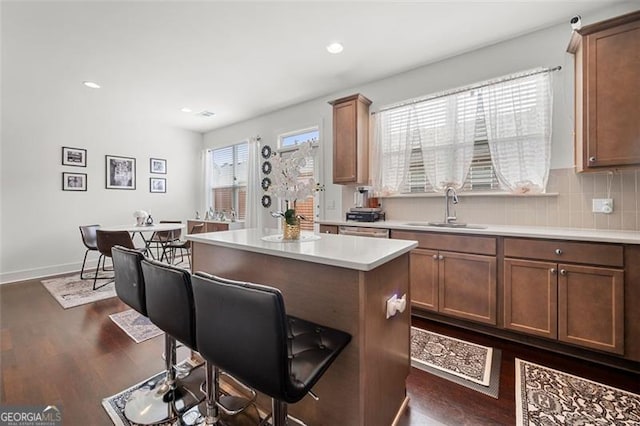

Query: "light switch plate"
(592, 198), (613, 214)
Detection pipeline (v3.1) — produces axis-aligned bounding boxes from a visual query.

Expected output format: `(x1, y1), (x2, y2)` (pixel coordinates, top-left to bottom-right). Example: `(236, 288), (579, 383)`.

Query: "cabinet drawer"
(504, 238), (623, 267)
(392, 230), (495, 255)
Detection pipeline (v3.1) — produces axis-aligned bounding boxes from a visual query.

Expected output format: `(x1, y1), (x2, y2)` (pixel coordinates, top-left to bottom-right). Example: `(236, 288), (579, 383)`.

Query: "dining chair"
(79, 224), (101, 279)
(148, 220), (182, 261)
(164, 223), (205, 269)
(94, 230), (143, 290)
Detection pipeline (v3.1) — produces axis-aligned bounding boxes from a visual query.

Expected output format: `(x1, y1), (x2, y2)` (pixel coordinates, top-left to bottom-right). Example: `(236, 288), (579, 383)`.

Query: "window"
(376, 68), (552, 194)
(278, 128), (320, 231)
(209, 142), (248, 219)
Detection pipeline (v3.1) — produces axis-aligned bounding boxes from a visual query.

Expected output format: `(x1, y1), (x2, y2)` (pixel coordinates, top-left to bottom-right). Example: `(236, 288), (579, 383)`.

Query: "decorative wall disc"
(261, 194), (272, 208)
(261, 177), (271, 191)
(261, 145), (272, 159)
(261, 161), (272, 175)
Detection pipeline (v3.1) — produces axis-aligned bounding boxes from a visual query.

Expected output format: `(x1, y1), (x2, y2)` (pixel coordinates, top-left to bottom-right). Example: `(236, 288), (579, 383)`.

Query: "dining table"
(101, 222), (186, 261)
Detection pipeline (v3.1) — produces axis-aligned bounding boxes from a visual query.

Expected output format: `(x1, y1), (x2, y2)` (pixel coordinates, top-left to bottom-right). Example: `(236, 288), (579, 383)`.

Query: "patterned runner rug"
(109, 309), (163, 343)
(41, 260), (190, 310)
(516, 359), (640, 425)
(42, 272), (116, 309)
(411, 327), (500, 398)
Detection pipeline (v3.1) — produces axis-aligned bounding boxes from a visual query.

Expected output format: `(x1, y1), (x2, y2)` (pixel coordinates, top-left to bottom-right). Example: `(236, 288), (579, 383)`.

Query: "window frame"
(208, 140), (248, 219)
(276, 126), (321, 230)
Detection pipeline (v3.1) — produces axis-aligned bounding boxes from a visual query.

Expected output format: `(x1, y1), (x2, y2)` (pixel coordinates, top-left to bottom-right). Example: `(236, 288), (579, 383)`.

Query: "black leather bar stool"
(136, 258), (202, 424)
(191, 273), (351, 426)
(112, 246), (178, 425)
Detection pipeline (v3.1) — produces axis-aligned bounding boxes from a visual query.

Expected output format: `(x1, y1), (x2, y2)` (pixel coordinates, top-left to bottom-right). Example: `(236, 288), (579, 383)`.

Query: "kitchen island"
(187, 228), (418, 426)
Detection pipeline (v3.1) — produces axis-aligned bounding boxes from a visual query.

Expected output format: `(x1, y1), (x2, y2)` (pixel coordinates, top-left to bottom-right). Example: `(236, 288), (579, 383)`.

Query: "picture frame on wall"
(150, 158), (167, 174)
(150, 177), (166, 193)
(106, 155), (136, 190)
(62, 146), (87, 167)
(62, 172), (87, 191)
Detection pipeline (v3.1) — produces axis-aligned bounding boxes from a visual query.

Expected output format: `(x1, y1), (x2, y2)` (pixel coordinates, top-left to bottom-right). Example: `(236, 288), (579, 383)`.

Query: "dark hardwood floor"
(1, 276), (638, 425)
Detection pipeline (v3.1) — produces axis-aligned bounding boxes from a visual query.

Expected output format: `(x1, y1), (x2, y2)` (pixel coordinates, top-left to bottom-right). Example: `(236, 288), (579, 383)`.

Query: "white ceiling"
(2, 0), (627, 134)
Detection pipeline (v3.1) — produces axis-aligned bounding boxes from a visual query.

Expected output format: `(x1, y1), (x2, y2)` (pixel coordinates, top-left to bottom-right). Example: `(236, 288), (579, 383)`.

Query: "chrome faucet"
(444, 187), (459, 224)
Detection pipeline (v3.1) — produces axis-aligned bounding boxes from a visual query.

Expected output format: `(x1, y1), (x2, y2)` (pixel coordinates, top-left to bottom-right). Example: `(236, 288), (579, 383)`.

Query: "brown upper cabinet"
(328, 94), (372, 184)
(569, 11), (640, 172)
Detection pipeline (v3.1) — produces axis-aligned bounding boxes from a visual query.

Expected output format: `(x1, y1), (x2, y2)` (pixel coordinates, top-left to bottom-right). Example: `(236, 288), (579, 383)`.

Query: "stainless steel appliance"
(353, 186), (372, 209)
(345, 210), (386, 222)
(349, 186), (385, 222)
(338, 226), (389, 238)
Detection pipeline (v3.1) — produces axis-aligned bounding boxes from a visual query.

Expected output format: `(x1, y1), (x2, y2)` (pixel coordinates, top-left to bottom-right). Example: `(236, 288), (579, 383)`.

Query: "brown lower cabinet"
(408, 247), (497, 325)
(504, 241), (625, 355)
(187, 220), (232, 233)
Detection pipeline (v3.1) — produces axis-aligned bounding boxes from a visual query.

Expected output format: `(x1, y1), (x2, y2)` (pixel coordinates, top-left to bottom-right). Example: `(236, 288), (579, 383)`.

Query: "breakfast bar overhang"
(187, 229), (418, 426)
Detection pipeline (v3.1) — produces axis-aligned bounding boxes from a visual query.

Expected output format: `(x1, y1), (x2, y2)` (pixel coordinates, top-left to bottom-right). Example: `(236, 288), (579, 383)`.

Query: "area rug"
(102, 360), (203, 426)
(515, 359), (640, 425)
(41, 272), (116, 309)
(109, 309), (163, 343)
(411, 327), (501, 398)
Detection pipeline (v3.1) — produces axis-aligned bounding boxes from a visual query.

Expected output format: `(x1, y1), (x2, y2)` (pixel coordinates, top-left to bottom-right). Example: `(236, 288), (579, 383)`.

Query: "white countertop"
(319, 220), (640, 244)
(187, 228), (418, 271)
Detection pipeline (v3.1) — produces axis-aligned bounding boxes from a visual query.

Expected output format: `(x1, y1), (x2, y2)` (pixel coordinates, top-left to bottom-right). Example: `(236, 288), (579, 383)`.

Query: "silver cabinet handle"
(589, 156), (596, 162)
(432, 254), (438, 260)
(555, 249), (563, 255)
(438, 255), (444, 260)
(560, 269), (567, 276)
(550, 268), (557, 274)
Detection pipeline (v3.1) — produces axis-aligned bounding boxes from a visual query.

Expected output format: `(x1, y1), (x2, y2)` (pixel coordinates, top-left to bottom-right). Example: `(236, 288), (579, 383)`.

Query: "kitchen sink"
(404, 222), (487, 229)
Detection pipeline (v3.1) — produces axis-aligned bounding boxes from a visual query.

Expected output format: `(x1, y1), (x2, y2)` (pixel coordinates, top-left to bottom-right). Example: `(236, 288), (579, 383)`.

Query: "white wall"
(0, 27), (203, 283)
(202, 3), (638, 226)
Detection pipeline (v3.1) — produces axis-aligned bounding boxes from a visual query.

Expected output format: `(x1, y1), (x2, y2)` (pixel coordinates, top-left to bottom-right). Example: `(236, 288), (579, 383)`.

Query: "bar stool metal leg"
(197, 362), (220, 425)
(272, 400), (288, 426)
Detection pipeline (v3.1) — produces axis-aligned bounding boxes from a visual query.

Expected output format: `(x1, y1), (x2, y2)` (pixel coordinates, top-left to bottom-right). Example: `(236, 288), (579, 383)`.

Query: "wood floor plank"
(1, 276), (638, 426)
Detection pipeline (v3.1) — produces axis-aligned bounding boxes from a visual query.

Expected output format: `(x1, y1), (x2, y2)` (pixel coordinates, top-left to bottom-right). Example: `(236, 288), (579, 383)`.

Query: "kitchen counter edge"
(318, 220), (640, 244)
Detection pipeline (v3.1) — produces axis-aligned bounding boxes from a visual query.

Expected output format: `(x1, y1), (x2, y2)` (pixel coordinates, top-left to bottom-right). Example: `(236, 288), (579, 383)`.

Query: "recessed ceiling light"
(83, 81), (101, 89)
(326, 42), (344, 54)
(180, 107), (192, 113)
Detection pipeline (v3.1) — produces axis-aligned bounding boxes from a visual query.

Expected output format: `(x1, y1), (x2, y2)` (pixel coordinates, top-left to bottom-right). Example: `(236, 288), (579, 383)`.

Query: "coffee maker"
(346, 186), (385, 222)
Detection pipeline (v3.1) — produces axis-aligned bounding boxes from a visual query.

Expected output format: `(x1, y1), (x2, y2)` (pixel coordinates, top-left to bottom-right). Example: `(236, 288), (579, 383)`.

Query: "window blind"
(376, 68), (552, 194)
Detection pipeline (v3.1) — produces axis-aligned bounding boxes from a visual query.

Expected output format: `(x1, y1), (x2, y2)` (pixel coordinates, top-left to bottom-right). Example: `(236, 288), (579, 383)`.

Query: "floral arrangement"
(268, 142), (323, 225)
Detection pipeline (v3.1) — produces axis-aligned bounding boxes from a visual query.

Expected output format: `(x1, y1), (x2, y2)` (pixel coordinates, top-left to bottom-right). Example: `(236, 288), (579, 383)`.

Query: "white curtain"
(203, 149), (213, 214)
(373, 106), (415, 195)
(482, 71), (552, 194)
(245, 136), (261, 229)
(419, 92), (478, 192)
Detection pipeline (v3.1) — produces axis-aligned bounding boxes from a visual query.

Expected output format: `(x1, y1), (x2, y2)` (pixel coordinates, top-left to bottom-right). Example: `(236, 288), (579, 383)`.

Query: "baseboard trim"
(0, 258), (112, 285)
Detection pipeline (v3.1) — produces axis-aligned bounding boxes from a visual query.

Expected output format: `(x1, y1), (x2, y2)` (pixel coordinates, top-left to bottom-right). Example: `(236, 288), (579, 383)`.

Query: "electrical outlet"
(592, 198), (614, 214)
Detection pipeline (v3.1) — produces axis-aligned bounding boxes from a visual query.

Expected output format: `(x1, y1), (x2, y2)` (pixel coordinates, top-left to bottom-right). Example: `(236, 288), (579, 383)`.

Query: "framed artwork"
(150, 158), (167, 174)
(62, 172), (87, 191)
(62, 146), (87, 167)
(150, 177), (166, 193)
(106, 155), (136, 190)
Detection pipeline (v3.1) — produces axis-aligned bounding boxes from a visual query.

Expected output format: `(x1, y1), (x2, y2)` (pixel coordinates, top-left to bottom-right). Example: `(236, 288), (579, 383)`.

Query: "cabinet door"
(438, 251), (497, 325)
(504, 259), (558, 339)
(409, 249), (438, 312)
(584, 18), (640, 168)
(558, 264), (624, 354)
(333, 99), (358, 183)
(319, 225), (338, 234)
(187, 220), (205, 233)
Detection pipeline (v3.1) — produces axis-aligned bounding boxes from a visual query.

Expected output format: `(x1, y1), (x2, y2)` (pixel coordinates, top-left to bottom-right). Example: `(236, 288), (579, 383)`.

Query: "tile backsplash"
(380, 168), (639, 231)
